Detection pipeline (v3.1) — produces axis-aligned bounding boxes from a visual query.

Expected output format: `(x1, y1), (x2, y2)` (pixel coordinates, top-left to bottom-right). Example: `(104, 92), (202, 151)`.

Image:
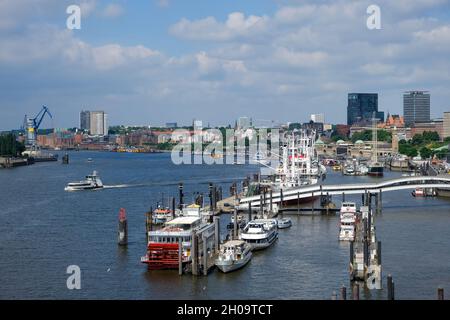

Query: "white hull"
(215, 252), (252, 273)
(64, 185), (103, 192)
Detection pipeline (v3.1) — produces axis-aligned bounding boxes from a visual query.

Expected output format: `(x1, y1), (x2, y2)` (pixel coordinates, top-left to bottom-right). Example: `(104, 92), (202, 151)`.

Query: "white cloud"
(102, 3), (124, 18)
(169, 12), (269, 41)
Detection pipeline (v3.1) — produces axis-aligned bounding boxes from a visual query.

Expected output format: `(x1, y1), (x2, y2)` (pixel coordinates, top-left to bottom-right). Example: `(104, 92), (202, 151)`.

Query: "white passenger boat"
(240, 219), (278, 250)
(64, 171), (104, 191)
(215, 240), (252, 273)
(340, 202), (357, 215)
(277, 217), (292, 229)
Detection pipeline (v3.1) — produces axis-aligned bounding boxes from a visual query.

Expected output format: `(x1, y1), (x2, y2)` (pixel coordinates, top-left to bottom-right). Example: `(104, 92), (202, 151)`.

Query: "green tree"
(419, 146), (432, 159)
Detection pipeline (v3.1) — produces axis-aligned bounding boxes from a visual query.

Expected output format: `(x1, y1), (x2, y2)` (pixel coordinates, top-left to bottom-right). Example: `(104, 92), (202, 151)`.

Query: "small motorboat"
(64, 171), (103, 191)
(277, 218), (292, 229)
(215, 240), (252, 273)
(87, 158), (93, 162)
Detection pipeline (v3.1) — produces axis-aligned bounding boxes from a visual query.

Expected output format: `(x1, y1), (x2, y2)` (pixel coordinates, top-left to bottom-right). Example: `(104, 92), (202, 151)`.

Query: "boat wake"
(103, 184), (147, 189)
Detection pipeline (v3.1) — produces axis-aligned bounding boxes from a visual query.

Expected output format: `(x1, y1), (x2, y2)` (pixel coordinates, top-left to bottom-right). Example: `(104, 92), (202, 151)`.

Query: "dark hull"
(367, 166), (384, 177)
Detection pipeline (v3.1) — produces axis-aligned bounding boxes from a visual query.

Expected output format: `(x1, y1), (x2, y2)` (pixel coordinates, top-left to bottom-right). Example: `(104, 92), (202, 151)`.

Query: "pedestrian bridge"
(239, 175), (450, 207)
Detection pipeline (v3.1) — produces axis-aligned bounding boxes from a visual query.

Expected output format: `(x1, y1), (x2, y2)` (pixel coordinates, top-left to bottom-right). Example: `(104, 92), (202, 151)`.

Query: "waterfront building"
(311, 113), (325, 124)
(80, 110), (90, 131)
(410, 119), (443, 141)
(89, 111), (108, 136)
(403, 91), (430, 126)
(165, 122), (178, 128)
(347, 93), (384, 125)
(443, 112), (450, 139)
(237, 117), (251, 130)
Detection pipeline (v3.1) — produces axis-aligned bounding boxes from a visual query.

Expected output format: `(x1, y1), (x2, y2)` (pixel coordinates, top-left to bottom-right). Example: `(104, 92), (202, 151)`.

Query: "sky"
(0, 0), (450, 130)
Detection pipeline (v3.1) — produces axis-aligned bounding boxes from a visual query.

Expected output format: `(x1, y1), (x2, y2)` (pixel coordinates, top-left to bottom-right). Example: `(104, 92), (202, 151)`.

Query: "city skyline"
(1, 1), (450, 130)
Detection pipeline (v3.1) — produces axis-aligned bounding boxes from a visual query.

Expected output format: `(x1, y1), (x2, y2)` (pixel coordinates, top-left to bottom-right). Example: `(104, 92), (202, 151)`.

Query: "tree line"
(0, 134), (26, 157)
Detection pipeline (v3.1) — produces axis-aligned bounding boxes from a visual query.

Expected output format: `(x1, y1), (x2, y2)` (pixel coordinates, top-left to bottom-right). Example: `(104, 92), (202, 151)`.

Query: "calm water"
(1, 152), (449, 299)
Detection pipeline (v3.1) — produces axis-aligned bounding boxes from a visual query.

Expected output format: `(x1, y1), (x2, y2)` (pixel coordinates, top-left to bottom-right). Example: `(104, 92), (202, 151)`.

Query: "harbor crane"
(23, 105), (53, 147)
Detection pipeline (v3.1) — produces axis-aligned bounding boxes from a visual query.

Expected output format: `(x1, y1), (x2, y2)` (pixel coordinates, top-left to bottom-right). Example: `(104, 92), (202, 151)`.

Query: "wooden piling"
(178, 239), (183, 275)
(280, 189), (284, 212)
(311, 192), (314, 214)
(214, 216), (220, 253)
(297, 192), (300, 215)
(377, 241), (382, 265)
(233, 209), (238, 239)
(353, 283), (360, 300)
(203, 236), (208, 276)
(387, 274), (394, 300)
(260, 194), (263, 217)
(270, 189), (273, 212)
(350, 241), (354, 265)
(342, 192), (346, 202)
(438, 287), (444, 300)
(331, 291), (337, 300)
(191, 231), (198, 276)
(179, 183), (184, 209)
(248, 202), (252, 222)
(340, 286), (347, 300)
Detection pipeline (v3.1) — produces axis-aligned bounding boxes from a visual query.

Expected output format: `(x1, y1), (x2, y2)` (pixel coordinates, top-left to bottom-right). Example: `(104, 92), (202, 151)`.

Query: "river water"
(0, 151), (449, 299)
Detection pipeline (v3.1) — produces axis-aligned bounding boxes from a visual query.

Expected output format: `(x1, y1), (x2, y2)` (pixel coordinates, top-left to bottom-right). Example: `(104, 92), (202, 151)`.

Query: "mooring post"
(326, 192), (330, 215)
(248, 202), (252, 222)
(233, 209), (238, 239)
(118, 208), (128, 246)
(353, 283), (360, 300)
(368, 192), (372, 214)
(280, 189), (284, 213)
(311, 191), (315, 214)
(191, 231), (198, 276)
(209, 183), (213, 210)
(260, 193), (263, 217)
(387, 274), (394, 300)
(172, 197), (176, 218)
(214, 216), (220, 253)
(178, 239), (183, 276)
(361, 193), (364, 205)
(341, 286), (347, 300)
(437, 287), (444, 300)
(203, 235), (208, 276)
(213, 186), (217, 211)
(179, 183), (184, 210)
(368, 208), (372, 242)
(350, 241), (354, 266)
(270, 189), (273, 212)
(342, 192), (346, 203)
(331, 291), (337, 300)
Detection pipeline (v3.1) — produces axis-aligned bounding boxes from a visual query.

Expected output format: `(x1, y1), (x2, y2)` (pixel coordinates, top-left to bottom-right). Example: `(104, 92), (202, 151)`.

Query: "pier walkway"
(239, 175), (450, 207)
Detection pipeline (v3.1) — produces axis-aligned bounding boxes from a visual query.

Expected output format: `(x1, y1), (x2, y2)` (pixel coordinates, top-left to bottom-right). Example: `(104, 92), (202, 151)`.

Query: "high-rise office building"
(403, 91), (430, 126)
(311, 113), (325, 124)
(347, 93), (384, 125)
(80, 110), (91, 131)
(237, 117), (251, 130)
(89, 111), (108, 136)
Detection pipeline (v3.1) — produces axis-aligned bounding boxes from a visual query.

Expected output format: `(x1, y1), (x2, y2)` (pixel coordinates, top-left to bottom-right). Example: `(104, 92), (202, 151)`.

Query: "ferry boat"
(277, 217), (292, 229)
(141, 212), (214, 270)
(152, 206), (173, 225)
(64, 171), (103, 191)
(215, 240), (252, 273)
(240, 219), (278, 250)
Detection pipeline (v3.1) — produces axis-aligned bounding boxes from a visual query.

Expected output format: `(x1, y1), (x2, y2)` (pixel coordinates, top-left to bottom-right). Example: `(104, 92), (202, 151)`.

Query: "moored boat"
(277, 217), (292, 229)
(215, 240), (252, 273)
(240, 219), (278, 250)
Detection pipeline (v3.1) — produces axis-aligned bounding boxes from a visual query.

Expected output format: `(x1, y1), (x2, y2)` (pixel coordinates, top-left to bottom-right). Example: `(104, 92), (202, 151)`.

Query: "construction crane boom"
(25, 105), (53, 146)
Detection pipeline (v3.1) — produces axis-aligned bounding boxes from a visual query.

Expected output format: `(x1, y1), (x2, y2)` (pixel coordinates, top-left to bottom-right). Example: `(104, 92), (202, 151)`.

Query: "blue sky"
(1, 0), (450, 129)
